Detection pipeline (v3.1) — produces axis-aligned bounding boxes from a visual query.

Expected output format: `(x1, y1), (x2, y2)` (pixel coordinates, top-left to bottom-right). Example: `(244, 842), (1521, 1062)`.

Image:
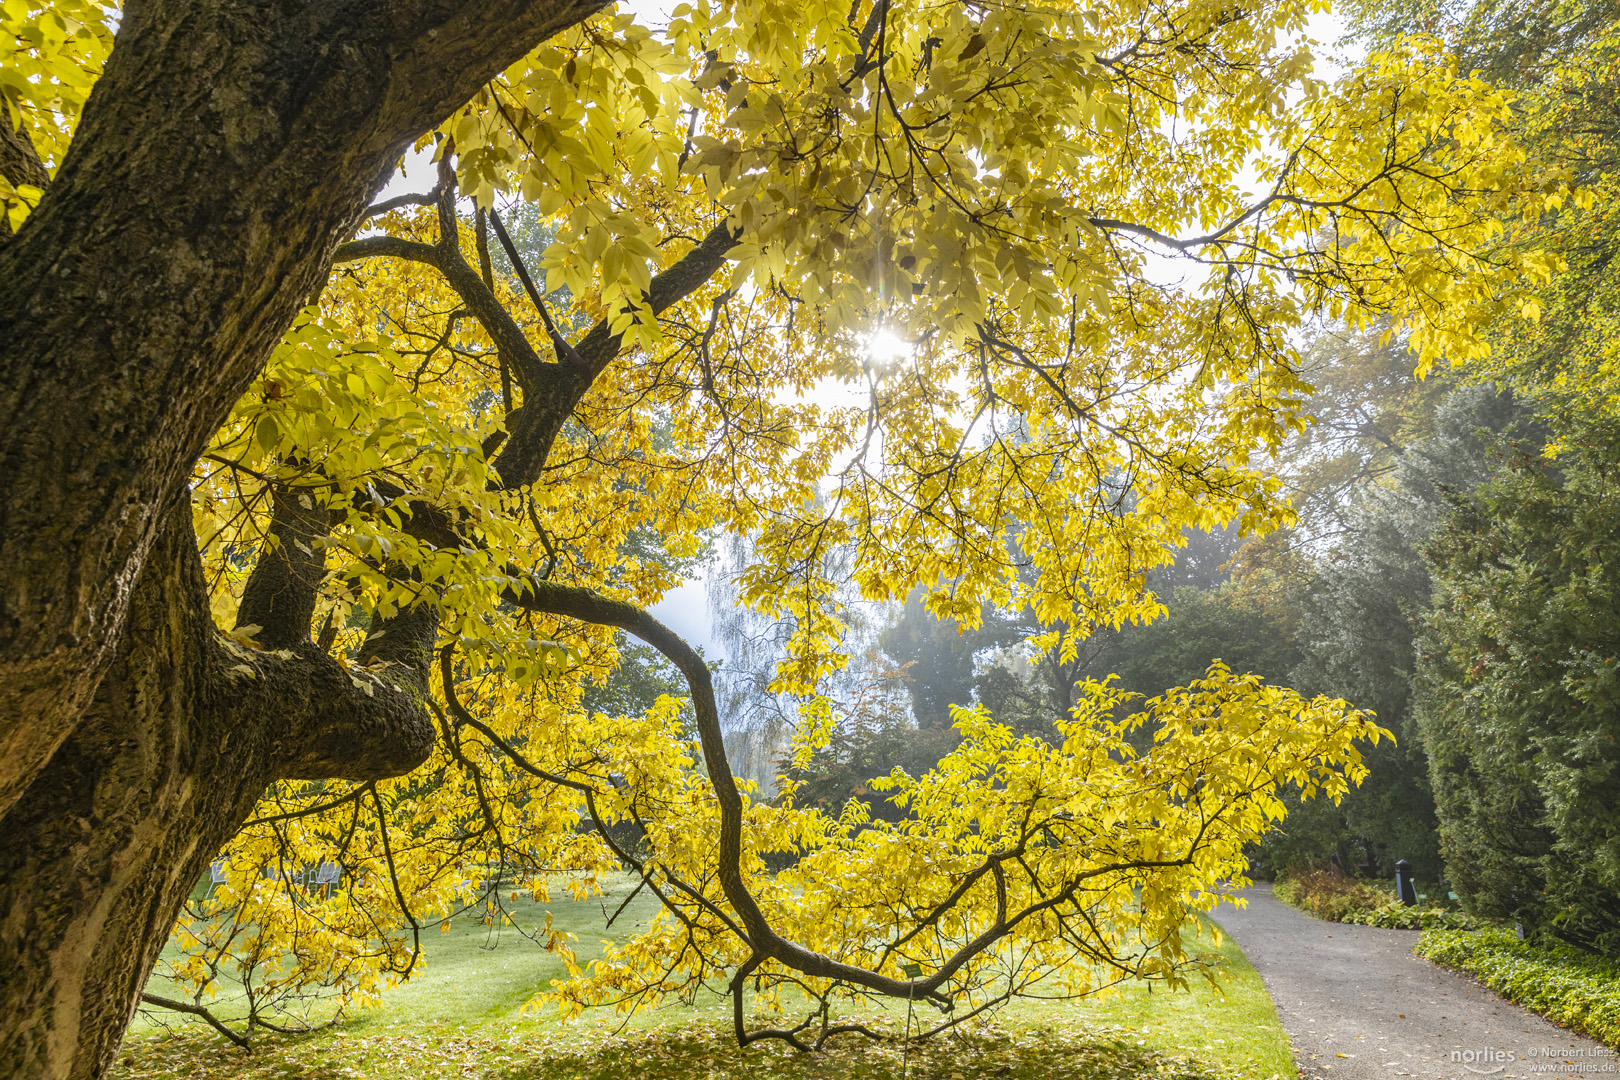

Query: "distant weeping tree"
(707, 530), (828, 799)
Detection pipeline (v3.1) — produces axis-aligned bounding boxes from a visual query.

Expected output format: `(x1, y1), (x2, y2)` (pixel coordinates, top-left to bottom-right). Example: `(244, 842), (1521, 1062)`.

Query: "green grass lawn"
(115, 879), (1295, 1080)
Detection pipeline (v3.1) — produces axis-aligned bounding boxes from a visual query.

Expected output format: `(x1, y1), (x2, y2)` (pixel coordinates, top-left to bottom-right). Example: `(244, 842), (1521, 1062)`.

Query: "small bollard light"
(1394, 859), (1418, 906)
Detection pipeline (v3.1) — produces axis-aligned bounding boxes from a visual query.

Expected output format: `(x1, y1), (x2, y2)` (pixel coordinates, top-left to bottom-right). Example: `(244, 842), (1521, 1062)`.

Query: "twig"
(361, 188), (442, 221)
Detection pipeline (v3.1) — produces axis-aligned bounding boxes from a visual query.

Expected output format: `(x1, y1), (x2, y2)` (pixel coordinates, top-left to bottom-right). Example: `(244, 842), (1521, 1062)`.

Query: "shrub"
(1276, 869), (1484, 929)
(1342, 901), (1481, 930)
(1276, 869), (1393, 922)
(1417, 929), (1620, 1048)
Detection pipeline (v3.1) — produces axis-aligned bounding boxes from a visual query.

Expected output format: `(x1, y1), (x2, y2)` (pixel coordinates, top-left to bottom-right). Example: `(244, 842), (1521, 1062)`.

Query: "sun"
(863, 327), (912, 370)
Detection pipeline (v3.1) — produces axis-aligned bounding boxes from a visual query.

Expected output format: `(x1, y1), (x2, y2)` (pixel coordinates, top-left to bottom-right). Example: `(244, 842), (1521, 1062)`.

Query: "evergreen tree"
(1417, 421), (1620, 954)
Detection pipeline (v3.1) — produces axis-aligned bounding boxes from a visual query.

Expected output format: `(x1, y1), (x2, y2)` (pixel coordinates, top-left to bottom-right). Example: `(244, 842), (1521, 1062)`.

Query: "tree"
(1417, 424), (1620, 953)
(1281, 384), (1527, 878)
(1334, 0), (1620, 911)
(879, 592), (1021, 730)
(1340, 0), (1620, 89)
(1277, 324), (1457, 542)
(0, 0), (1557, 1076)
(1, 4), (611, 1078)
(973, 527), (1300, 745)
(775, 647), (927, 823)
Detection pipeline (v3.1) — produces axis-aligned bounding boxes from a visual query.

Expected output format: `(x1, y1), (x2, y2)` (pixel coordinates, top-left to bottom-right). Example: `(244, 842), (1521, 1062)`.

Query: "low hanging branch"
(209, 399), (1370, 1049)
(215, 133), (1390, 1052)
(137, 994), (251, 1050)
(500, 576), (1284, 1046)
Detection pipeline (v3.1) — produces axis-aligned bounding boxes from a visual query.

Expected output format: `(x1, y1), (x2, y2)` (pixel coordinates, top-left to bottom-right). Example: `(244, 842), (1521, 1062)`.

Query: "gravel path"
(1211, 885), (1613, 1080)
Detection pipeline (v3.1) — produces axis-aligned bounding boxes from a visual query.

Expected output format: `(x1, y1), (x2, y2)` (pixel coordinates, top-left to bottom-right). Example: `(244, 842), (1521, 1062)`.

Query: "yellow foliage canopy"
(5, 0), (1553, 1044)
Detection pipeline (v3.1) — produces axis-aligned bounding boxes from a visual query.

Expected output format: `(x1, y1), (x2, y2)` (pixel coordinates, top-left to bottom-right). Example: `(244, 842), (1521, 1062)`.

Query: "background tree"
(1417, 422), (1620, 953)
(1276, 326), (1456, 542)
(1330, 0), (1620, 941)
(1278, 382), (1527, 878)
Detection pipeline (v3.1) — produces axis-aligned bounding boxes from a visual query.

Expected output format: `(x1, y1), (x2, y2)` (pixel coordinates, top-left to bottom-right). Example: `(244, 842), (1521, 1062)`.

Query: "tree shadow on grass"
(491, 1021), (1228, 1080)
(115, 1017), (1235, 1080)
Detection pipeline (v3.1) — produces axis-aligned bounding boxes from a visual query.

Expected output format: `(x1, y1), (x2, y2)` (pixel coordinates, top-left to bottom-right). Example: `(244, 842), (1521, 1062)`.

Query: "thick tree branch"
(575, 220), (742, 377)
(0, 121), (48, 194)
(236, 483), (332, 648)
(490, 220), (740, 488)
(227, 636), (437, 783)
(0, 120), (48, 246)
(361, 189), (442, 222)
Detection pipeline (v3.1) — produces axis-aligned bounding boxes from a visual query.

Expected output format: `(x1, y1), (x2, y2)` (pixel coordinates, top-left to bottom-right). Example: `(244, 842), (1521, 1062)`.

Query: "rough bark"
(0, 0), (607, 822)
(0, 4), (620, 1076)
(0, 508), (240, 1080)
(0, 118), (50, 245)
(235, 483), (334, 650)
(0, 497), (438, 1080)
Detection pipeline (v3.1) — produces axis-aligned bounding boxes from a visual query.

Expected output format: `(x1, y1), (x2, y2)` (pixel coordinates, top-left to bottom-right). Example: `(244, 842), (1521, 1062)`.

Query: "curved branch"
(508, 579), (951, 1005)
(138, 993), (251, 1049)
(508, 577), (1217, 1019)
(370, 785), (423, 980)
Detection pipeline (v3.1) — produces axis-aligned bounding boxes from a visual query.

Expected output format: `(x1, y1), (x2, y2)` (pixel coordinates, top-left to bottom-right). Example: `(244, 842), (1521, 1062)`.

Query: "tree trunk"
(0, 509), (268, 1080)
(0, 3), (609, 1075)
(0, 0), (604, 821)
(0, 501), (441, 1080)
